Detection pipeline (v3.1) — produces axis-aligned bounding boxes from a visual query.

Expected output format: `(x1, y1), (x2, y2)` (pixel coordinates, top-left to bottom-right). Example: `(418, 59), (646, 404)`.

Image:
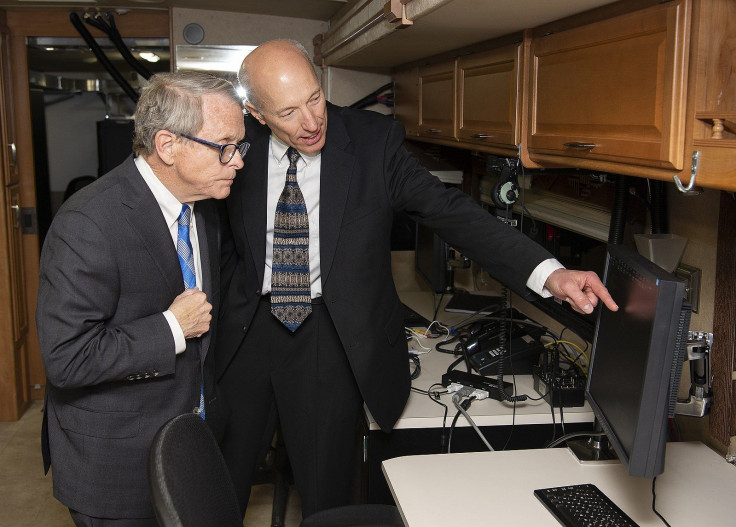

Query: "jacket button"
(242, 325), (248, 332)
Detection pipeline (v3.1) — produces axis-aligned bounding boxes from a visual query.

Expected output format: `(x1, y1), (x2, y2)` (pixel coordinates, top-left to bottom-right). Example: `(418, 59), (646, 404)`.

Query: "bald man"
(214, 39), (618, 519)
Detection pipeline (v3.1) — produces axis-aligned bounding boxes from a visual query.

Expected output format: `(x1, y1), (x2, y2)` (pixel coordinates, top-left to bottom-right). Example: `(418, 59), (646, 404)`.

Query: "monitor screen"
(414, 222), (450, 294)
(586, 243), (690, 478)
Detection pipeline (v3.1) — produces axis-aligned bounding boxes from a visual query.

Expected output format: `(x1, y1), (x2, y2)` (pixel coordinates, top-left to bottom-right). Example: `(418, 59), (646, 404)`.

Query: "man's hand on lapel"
(169, 288), (212, 338)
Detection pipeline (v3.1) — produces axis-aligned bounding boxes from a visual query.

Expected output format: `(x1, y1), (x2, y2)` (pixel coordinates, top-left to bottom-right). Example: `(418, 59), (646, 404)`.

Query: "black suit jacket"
(36, 157), (223, 518)
(216, 104), (552, 432)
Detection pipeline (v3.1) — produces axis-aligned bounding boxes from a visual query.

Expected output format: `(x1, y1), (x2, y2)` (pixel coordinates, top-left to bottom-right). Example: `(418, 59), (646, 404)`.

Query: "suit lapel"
(120, 158), (183, 300)
(239, 119), (269, 289)
(195, 201), (215, 361)
(319, 104), (355, 283)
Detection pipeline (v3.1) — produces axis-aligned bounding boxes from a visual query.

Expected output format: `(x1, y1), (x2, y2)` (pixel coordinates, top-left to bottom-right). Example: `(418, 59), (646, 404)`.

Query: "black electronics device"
(532, 362), (586, 408)
(414, 223), (450, 294)
(465, 308), (546, 376)
(584, 243), (691, 478)
(443, 291), (505, 315)
(401, 302), (431, 328)
(441, 370), (513, 401)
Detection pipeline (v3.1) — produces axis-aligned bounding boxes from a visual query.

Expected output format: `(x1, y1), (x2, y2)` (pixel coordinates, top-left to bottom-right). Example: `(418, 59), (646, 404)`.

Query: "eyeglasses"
(174, 132), (250, 164)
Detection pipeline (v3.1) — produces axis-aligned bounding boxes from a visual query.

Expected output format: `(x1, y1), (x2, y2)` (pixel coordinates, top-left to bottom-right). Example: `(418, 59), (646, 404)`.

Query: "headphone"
(491, 162), (520, 209)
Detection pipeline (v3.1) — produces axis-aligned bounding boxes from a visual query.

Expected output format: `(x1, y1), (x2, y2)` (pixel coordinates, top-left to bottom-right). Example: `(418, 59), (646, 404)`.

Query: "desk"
(382, 442), (736, 526)
(358, 290), (595, 503)
(366, 291), (595, 431)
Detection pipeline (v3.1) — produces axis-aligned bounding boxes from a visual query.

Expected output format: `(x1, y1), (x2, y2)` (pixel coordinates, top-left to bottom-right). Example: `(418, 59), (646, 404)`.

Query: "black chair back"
(148, 413), (242, 527)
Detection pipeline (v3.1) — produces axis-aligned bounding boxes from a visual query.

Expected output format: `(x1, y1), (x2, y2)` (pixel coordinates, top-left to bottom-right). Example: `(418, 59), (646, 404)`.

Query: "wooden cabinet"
(0, 14), (29, 420)
(418, 60), (456, 141)
(456, 43), (522, 157)
(526, 0), (690, 171)
(0, 27), (17, 185)
(394, 66), (419, 136)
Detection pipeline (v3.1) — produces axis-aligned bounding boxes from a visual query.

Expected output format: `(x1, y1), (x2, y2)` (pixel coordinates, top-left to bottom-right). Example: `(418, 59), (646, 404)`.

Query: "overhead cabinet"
(418, 60), (456, 142)
(526, 0), (690, 171)
(456, 44), (522, 157)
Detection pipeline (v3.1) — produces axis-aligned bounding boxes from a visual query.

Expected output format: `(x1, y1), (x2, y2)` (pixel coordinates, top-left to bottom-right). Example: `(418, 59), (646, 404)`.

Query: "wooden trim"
(710, 191), (736, 446)
(6, 9), (168, 38)
(4, 9), (170, 402)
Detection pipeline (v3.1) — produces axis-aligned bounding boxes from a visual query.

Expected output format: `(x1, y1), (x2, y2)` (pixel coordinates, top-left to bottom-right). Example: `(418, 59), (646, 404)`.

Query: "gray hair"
(238, 39), (311, 113)
(133, 71), (242, 156)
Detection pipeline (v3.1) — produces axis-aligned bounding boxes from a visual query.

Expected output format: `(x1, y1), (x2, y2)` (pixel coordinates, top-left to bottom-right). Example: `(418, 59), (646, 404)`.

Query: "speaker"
(183, 23), (205, 45)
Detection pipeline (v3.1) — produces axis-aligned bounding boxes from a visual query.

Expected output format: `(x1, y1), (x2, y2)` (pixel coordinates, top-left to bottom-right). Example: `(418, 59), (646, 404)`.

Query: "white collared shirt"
(135, 156), (202, 354)
(262, 135), (322, 298)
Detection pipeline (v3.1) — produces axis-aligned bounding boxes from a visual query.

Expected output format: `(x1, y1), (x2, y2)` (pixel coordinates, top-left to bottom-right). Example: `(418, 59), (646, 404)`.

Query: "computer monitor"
(586, 243), (691, 478)
(414, 222), (451, 294)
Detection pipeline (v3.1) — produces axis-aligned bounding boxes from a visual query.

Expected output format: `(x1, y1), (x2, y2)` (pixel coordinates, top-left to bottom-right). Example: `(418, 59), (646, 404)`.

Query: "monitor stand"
(567, 421), (619, 465)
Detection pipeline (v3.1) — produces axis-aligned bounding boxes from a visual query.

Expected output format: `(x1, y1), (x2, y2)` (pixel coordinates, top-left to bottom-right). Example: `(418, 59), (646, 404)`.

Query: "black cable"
(84, 11), (154, 80)
(409, 354), (421, 380)
(546, 431), (606, 449)
(432, 291), (444, 322)
(349, 81), (394, 109)
(651, 477), (672, 526)
(447, 397), (475, 453)
(69, 12), (139, 103)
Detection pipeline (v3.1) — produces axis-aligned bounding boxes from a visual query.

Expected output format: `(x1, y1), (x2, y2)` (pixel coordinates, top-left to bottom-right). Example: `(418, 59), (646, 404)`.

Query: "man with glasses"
(36, 71), (247, 526)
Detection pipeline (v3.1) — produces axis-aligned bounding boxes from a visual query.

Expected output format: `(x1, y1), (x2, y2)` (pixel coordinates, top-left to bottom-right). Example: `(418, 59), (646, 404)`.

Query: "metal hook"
(673, 151), (700, 193)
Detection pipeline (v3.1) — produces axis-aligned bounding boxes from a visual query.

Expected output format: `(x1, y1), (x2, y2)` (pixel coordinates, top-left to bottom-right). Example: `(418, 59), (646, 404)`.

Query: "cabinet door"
(457, 44), (521, 153)
(527, 0), (690, 171)
(5, 185), (26, 343)
(418, 60), (456, 141)
(393, 67), (419, 136)
(0, 29), (17, 185)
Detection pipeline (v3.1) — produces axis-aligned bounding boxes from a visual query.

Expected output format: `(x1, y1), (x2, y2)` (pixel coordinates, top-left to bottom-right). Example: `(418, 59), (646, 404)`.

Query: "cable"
(546, 431), (607, 449)
(452, 391), (494, 451)
(409, 354), (421, 380)
(447, 409), (463, 454)
(651, 477), (672, 526)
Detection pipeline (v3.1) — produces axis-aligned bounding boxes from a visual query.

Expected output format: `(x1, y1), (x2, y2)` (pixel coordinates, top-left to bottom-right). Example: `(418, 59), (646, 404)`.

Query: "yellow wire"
(544, 340), (589, 375)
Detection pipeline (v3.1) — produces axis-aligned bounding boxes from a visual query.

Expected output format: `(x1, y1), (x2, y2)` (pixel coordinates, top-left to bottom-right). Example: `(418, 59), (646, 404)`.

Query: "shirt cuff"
(526, 258), (565, 297)
(163, 310), (187, 355)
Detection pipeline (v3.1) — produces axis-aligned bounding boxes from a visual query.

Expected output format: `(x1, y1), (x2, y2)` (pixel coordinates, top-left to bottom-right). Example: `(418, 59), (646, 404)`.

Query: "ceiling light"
(139, 52), (160, 63)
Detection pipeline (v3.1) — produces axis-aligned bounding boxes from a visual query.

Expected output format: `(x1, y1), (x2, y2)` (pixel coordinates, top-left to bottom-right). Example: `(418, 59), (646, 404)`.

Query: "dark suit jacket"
(216, 103), (552, 432)
(36, 157), (222, 518)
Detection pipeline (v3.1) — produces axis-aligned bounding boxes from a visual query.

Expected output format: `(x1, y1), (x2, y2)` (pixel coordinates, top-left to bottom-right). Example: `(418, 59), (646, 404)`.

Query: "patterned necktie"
(271, 147), (312, 331)
(176, 204), (205, 420)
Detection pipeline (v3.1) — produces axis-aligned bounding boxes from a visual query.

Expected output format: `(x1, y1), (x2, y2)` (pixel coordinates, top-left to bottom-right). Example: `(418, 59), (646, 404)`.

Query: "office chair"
(149, 413), (403, 527)
(148, 413), (242, 527)
(299, 504), (404, 527)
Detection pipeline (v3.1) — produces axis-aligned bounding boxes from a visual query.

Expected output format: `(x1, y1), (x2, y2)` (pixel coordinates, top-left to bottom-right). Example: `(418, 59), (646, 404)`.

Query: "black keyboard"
(534, 484), (640, 527)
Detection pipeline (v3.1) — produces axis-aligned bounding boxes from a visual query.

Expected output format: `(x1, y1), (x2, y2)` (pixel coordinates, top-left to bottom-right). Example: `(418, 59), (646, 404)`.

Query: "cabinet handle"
(11, 204), (21, 229)
(563, 142), (597, 149)
(426, 129), (443, 134)
(470, 134), (491, 139)
(8, 143), (17, 167)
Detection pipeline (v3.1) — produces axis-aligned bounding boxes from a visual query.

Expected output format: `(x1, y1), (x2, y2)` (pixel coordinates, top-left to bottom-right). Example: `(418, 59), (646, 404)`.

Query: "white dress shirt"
(135, 156), (202, 355)
(259, 136), (562, 300)
(262, 135), (323, 298)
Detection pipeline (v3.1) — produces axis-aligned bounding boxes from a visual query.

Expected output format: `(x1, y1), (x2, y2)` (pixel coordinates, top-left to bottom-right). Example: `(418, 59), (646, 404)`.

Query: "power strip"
(441, 370), (513, 401)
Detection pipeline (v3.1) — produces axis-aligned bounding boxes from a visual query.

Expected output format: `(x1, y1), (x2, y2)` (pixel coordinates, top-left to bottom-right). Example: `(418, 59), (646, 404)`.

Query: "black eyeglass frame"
(174, 132), (250, 164)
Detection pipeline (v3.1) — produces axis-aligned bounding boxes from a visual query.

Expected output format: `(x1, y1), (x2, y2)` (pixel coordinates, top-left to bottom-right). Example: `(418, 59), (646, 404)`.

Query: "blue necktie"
(271, 147), (312, 331)
(177, 204), (205, 420)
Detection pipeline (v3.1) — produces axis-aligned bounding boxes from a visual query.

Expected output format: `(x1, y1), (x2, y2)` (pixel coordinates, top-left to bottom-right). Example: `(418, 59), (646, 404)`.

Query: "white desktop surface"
(383, 442), (736, 526)
(365, 291), (594, 431)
